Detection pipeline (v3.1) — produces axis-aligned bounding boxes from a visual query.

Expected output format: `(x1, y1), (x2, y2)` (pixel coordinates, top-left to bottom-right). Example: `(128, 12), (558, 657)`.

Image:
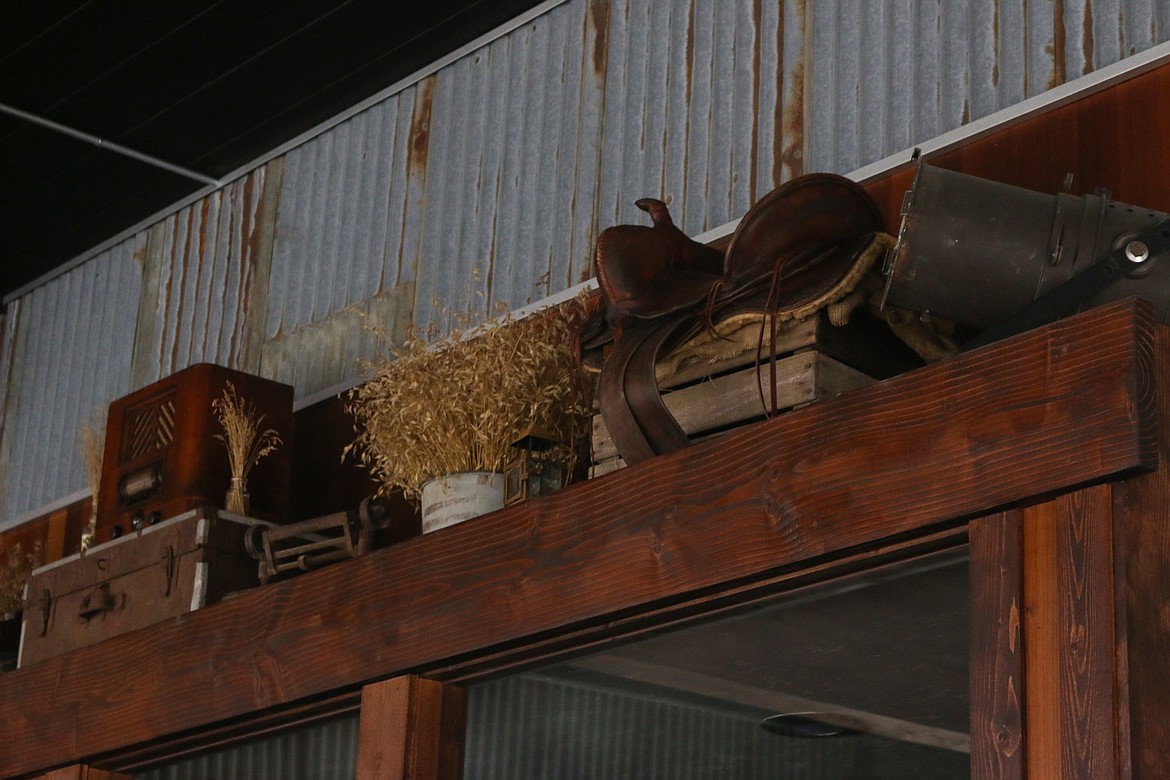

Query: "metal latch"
(78, 582), (117, 621)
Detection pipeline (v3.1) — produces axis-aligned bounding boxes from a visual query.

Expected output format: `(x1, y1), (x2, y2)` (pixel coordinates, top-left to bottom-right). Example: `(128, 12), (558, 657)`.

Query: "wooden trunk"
(19, 508), (264, 668)
(96, 364), (294, 544)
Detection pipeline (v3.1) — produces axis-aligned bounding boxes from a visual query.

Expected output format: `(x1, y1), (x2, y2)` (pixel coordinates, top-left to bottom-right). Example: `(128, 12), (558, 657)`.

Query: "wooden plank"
(1055, 485), (1120, 778)
(1023, 486), (1124, 780)
(357, 676), (465, 780)
(0, 300), (1155, 777)
(592, 350), (874, 462)
(1110, 324), (1170, 780)
(969, 510), (1025, 780)
(1023, 500), (1061, 780)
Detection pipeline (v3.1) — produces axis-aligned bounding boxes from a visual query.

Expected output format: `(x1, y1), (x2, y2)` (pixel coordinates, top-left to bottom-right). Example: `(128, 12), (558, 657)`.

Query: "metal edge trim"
(191, 560), (208, 612)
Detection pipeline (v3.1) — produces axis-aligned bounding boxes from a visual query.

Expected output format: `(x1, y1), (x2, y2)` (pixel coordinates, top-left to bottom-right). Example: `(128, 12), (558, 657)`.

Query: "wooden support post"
(970, 510), (1025, 779)
(1022, 486), (1126, 779)
(356, 676), (466, 780)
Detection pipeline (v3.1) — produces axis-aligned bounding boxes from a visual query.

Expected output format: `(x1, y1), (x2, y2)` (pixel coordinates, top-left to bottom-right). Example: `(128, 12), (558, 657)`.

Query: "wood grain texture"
(1023, 485), (1125, 780)
(1111, 324), (1170, 779)
(1055, 485), (1120, 779)
(0, 301), (1156, 776)
(861, 61), (1170, 229)
(1023, 499), (1062, 779)
(357, 676), (465, 780)
(970, 511), (1025, 780)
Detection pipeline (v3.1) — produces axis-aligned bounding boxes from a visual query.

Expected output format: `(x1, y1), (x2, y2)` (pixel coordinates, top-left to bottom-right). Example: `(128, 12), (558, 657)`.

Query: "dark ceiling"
(0, 0), (549, 301)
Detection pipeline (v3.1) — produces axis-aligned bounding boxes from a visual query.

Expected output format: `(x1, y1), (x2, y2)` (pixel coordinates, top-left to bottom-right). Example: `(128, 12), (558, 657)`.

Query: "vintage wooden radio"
(95, 364), (294, 543)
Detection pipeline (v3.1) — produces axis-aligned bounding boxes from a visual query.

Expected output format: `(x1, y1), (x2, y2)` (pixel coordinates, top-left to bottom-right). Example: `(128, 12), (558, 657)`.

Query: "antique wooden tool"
(245, 496), (392, 584)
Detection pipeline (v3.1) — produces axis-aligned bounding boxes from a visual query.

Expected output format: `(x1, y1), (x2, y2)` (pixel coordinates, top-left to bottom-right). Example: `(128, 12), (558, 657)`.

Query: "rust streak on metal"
(408, 76), (436, 177)
(1081, 0), (1094, 77)
(750, 0), (761, 201)
(993, 0), (1001, 87)
(588, 0), (609, 79)
(1049, 0), (1067, 89)
(685, 0), (695, 108)
(778, 0), (807, 182)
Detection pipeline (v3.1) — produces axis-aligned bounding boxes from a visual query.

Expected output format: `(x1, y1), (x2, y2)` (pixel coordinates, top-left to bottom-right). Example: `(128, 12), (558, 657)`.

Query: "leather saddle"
(593, 173), (885, 465)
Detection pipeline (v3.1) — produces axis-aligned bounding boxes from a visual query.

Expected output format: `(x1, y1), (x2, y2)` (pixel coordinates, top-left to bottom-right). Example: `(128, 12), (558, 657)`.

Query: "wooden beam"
(356, 676), (466, 780)
(0, 300), (1156, 776)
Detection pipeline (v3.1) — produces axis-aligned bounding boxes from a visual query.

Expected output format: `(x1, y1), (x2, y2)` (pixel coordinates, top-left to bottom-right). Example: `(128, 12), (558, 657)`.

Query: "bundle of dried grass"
(346, 300), (591, 499)
(212, 382), (282, 508)
(0, 541), (42, 616)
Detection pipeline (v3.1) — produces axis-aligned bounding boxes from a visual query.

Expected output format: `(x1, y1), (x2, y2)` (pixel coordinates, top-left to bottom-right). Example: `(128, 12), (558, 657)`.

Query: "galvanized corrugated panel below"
(131, 166), (277, 391)
(465, 673), (873, 778)
(0, 238), (144, 527)
(136, 712), (358, 780)
(807, 0), (1170, 175)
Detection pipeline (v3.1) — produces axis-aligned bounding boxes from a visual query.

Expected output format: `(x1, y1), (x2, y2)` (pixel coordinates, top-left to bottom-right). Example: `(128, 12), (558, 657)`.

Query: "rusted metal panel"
(131, 167), (274, 389)
(808, 0), (1170, 175)
(0, 239), (144, 528)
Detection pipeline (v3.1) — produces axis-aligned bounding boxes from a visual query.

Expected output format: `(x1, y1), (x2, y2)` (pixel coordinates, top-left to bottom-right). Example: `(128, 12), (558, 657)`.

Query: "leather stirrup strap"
(597, 316), (692, 465)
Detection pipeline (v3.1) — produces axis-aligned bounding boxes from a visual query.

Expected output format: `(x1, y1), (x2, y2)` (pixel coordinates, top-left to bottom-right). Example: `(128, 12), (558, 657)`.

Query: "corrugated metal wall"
(136, 712), (359, 780)
(463, 672), (969, 779)
(2, 0), (1168, 526)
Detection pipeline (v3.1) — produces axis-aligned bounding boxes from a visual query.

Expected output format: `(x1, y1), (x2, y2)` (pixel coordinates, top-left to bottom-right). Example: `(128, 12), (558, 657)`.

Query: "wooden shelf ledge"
(0, 298), (1159, 777)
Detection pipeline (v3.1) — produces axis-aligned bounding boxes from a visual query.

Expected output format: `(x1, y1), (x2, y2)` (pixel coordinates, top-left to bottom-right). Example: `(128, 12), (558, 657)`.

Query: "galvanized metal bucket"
(883, 161), (1170, 328)
(420, 472), (505, 534)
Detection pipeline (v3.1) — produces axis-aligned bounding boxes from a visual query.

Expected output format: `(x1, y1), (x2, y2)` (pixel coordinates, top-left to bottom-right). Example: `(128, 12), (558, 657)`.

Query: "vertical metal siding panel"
(779, 0), (808, 182)
(704, 1), (735, 224)
(968, 2), (1000, 124)
(731, 0), (759, 214)
(915, 0), (945, 148)
(533, 14), (570, 301)
(568, 0), (607, 287)
(858, 4), (888, 169)
(885, 3), (915, 159)
(140, 172), (267, 383)
(0, 238), (142, 525)
(998, 0), (1030, 108)
(663, 0), (692, 208)
(598, 0), (630, 228)
(508, 23), (547, 309)
(755, 0), (780, 195)
(1027, 0), (1060, 93)
(682, 1), (713, 231)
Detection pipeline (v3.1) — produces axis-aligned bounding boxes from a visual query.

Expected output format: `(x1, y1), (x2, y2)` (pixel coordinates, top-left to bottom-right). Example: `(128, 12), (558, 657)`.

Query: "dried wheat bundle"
(79, 414), (104, 500)
(346, 299), (591, 498)
(212, 382), (282, 481)
(0, 541), (42, 615)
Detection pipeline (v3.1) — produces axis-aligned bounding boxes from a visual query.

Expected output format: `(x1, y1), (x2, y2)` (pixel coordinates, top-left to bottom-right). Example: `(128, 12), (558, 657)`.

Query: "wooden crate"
(19, 508), (266, 668)
(591, 310), (916, 476)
